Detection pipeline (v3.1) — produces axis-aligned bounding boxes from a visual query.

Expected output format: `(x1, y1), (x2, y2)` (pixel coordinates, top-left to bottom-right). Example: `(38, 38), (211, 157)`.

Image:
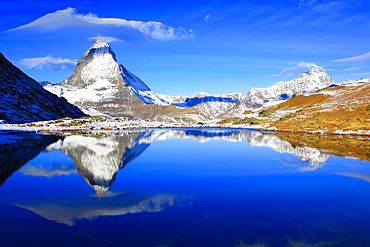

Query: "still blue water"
(0, 128), (370, 246)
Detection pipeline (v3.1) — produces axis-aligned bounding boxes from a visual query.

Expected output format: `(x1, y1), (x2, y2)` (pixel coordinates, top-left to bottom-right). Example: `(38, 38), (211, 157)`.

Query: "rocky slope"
(0, 52), (86, 123)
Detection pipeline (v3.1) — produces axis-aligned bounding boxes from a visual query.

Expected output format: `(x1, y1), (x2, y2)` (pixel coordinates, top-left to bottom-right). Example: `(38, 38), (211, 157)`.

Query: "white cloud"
(271, 61), (325, 77)
(297, 0), (345, 12)
(18, 55), (77, 71)
(88, 35), (128, 44)
(343, 67), (360, 71)
(333, 51), (370, 62)
(204, 14), (211, 23)
(7, 7), (193, 40)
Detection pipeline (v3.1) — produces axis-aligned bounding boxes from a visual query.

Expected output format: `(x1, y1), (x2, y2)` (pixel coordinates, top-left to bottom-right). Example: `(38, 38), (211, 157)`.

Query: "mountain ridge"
(44, 38), (337, 122)
(0, 52), (86, 123)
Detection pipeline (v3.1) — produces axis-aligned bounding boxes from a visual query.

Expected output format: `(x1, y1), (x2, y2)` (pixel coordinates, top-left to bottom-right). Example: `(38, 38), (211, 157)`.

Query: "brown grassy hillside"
(218, 83), (370, 134)
(268, 83), (370, 133)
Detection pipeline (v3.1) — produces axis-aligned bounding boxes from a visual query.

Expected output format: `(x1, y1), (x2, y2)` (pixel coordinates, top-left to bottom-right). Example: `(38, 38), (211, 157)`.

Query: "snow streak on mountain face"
(0, 52), (85, 123)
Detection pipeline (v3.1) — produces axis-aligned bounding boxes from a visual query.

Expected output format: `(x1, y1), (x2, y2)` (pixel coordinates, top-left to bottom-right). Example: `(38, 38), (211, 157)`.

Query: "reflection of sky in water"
(0, 130), (370, 246)
(19, 150), (76, 177)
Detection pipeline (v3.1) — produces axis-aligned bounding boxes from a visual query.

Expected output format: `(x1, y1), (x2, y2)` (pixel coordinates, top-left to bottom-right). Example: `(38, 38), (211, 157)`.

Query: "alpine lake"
(1, 128), (370, 247)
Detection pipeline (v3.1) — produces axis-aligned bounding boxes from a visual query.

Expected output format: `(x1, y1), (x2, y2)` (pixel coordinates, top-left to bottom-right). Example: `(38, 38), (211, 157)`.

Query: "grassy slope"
(218, 83), (370, 134)
(268, 84), (370, 133)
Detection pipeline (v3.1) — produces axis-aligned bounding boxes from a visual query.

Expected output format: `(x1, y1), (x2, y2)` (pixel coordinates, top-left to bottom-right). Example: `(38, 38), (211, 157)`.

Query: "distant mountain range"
(0, 37), (368, 132)
(42, 37), (341, 123)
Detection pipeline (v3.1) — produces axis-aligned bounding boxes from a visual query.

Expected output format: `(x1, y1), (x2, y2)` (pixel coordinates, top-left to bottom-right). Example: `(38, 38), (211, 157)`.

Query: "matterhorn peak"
(91, 37), (110, 48)
(45, 37), (169, 118)
(82, 37), (117, 62)
(61, 37), (121, 89)
(83, 37), (117, 61)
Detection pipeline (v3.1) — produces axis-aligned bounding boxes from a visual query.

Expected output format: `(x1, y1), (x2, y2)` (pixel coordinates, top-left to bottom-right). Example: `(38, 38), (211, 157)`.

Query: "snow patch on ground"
(79, 107), (106, 116)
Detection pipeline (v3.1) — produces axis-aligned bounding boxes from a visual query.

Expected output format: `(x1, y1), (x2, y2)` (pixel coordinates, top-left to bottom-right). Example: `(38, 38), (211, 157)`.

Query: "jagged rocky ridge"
(0, 52), (86, 123)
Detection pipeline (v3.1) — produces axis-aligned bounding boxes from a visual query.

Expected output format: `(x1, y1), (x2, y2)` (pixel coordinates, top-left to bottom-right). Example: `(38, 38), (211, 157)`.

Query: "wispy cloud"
(271, 61), (325, 77)
(204, 14), (212, 23)
(18, 55), (76, 71)
(298, 0), (318, 9)
(343, 67), (360, 71)
(88, 35), (128, 44)
(333, 51), (370, 62)
(7, 7), (193, 40)
(297, 0), (341, 11)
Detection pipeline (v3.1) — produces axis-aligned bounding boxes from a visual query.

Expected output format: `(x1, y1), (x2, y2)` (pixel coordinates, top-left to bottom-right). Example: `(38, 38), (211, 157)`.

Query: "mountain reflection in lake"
(1, 128), (370, 247)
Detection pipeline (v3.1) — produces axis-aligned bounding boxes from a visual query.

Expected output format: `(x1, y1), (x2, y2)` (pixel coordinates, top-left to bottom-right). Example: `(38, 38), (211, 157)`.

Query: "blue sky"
(1, 0), (370, 96)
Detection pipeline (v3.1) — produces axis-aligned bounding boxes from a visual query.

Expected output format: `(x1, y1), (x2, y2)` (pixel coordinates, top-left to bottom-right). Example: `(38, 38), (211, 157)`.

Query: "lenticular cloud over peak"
(7, 7), (193, 40)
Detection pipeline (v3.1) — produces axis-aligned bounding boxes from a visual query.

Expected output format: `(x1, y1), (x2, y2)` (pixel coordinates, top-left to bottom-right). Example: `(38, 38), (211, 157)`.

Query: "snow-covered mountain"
(339, 77), (370, 86)
(219, 68), (335, 118)
(61, 37), (167, 105)
(167, 92), (243, 118)
(246, 68), (334, 105)
(159, 68), (334, 119)
(44, 38), (172, 118)
(43, 38), (243, 120)
(43, 38), (335, 122)
(0, 52), (85, 123)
